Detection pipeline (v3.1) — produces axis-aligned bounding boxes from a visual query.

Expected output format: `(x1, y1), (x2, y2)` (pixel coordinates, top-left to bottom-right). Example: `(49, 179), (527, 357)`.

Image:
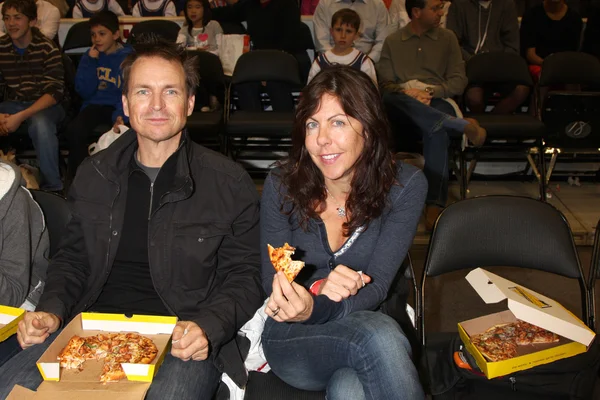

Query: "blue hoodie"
(75, 44), (133, 123)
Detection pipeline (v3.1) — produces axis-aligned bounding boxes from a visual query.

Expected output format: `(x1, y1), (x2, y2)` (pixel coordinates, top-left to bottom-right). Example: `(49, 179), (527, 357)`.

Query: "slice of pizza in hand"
(268, 243), (305, 282)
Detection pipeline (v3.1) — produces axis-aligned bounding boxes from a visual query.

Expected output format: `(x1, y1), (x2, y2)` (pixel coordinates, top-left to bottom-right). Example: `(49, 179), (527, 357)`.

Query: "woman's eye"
(306, 121), (318, 130)
(332, 120), (345, 127)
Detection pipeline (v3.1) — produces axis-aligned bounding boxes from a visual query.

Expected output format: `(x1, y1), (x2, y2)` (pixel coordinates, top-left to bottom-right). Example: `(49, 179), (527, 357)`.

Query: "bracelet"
(309, 279), (325, 296)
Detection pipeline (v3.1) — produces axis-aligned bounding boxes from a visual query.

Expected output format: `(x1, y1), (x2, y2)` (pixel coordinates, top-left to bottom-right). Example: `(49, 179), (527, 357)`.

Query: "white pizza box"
(458, 268), (596, 379)
(0, 304), (25, 342)
(33, 311), (177, 397)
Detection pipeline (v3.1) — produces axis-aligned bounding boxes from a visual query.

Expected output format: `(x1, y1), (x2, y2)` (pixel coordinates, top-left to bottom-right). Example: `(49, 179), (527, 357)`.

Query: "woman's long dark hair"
(278, 65), (397, 236)
(184, 0), (212, 36)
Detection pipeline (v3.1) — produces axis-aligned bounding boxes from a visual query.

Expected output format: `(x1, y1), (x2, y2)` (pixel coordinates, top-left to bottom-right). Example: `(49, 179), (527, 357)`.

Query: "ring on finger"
(272, 306), (281, 317)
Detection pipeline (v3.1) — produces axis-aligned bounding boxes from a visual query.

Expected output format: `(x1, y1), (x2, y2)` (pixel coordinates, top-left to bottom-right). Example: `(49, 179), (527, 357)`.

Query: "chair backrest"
(231, 50), (302, 85)
(187, 50), (226, 85)
(588, 219), (600, 331)
(419, 195), (588, 343)
(539, 52), (600, 87)
(220, 21), (247, 35)
(128, 20), (181, 45)
(466, 52), (534, 86)
(30, 190), (71, 258)
(62, 21), (92, 52)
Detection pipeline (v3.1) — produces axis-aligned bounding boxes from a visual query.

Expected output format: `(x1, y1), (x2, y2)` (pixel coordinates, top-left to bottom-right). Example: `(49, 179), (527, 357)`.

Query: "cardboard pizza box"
(29, 312), (177, 398)
(0, 304), (25, 342)
(458, 268), (596, 379)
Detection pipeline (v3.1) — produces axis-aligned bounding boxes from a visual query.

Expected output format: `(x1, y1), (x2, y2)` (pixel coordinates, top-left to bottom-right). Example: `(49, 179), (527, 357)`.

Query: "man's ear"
(187, 95), (195, 116)
(122, 94), (130, 118)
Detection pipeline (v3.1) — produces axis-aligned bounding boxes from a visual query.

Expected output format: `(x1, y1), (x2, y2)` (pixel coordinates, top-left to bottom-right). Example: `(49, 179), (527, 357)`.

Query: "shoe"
(463, 118), (487, 147)
(424, 205), (443, 231)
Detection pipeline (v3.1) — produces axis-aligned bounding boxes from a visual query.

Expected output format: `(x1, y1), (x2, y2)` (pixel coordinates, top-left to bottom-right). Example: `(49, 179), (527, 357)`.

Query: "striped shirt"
(0, 28), (65, 104)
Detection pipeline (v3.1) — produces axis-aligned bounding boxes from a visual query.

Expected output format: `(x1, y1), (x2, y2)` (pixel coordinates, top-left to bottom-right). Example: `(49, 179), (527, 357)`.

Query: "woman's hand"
(265, 272), (314, 322)
(319, 265), (371, 302)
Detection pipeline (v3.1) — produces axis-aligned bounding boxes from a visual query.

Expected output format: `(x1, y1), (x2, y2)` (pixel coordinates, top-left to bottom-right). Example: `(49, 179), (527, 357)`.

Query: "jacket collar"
(400, 24), (440, 41)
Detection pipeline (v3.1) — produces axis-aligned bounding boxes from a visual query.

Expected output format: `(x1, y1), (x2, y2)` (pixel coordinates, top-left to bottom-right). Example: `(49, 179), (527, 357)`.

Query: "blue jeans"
(262, 311), (425, 400)
(0, 101), (65, 191)
(0, 335), (21, 368)
(384, 93), (468, 207)
(0, 329), (221, 399)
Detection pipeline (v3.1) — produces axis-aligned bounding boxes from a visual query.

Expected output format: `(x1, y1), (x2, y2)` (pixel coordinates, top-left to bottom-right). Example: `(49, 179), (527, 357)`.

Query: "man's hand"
(265, 272), (314, 322)
(89, 45), (100, 59)
(319, 265), (371, 302)
(17, 312), (61, 349)
(403, 88), (432, 105)
(112, 116), (124, 133)
(0, 113), (24, 135)
(171, 321), (210, 361)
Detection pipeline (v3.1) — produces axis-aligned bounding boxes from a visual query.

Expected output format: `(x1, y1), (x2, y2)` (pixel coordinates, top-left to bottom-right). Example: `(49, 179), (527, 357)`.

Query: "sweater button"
(198, 238), (204, 243)
(112, 230), (118, 236)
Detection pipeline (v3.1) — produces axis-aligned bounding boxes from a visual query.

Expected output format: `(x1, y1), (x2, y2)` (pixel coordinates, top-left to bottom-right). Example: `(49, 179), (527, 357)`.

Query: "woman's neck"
(324, 178), (351, 202)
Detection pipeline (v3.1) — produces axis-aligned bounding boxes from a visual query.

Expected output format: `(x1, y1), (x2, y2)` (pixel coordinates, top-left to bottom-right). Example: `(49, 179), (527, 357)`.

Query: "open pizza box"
(0, 304), (25, 342)
(7, 312), (178, 399)
(458, 268), (596, 379)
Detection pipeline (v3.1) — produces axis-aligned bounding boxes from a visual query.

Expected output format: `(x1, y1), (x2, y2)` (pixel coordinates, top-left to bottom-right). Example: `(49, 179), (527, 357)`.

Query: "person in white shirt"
(307, 8), (377, 84)
(388, 0), (410, 30)
(131, 0), (176, 16)
(313, 0), (391, 62)
(0, 0), (59, 40)
(72, 0), (126, 18)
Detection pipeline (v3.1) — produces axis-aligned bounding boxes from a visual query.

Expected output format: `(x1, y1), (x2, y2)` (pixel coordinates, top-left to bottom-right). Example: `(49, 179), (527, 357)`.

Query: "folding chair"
(418, 195), (589, 398)
(458, 52), (547, 201)
(62, 21), (92, 53)
(30, 190), (71, 258)
(128, 20), (181, 45)
(538, 52), (600, 183)
(587, 219), (600, 331)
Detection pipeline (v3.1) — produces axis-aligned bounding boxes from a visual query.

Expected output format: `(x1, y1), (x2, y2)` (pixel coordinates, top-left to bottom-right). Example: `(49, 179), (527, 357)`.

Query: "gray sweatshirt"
(0, 162), (49, 309)
(446, 0), (520, 61)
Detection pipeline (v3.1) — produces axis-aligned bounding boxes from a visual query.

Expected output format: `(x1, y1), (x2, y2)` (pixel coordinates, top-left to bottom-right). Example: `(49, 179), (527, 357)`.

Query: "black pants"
(67, 104), (114, 177)
(235, 81), (295, 112)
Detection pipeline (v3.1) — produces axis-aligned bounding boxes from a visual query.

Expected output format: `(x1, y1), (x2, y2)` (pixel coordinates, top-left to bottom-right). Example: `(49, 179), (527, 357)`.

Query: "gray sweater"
(446, 0), (520, 60)
(176, 20), (223, 51)
(0, 162), (49, 308)
(260, 163), (427, 324)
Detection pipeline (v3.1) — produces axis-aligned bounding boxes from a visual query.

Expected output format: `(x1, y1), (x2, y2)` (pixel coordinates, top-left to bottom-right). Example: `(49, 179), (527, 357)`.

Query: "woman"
(260, 66), (427, 399)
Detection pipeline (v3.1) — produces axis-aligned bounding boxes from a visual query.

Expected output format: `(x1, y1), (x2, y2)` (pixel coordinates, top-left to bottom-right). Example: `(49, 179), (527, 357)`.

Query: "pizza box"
(458, 268), (596, 379)
(0, 304), (25, 342)
(35, 312), (177, 392)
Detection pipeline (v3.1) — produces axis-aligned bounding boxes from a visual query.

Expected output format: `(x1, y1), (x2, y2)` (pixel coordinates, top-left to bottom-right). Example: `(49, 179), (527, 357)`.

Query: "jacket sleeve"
(376, 38), (404, 93)
(433, 32), (467, 98)
(75, 52), (99, 100)
(190, 170), (264, 355)
(500, 1), (520, 54)
(0, 192), (35, 307)
(42, 43), (65, 103)
(304, 169), (428, 324)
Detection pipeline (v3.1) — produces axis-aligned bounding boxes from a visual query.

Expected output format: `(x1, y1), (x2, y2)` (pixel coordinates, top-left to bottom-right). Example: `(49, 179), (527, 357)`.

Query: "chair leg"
(538, 145), (547, 202)
(460, 151), (468, 200)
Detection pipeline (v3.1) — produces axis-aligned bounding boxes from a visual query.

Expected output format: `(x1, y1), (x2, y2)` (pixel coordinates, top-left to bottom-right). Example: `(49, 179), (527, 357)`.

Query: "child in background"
(176, 0), (222, 51)
(72, 0), (126, 18)
(131, 0), (176, 16)
(67, 11), (133, 177)
(307, 8), (377, 84)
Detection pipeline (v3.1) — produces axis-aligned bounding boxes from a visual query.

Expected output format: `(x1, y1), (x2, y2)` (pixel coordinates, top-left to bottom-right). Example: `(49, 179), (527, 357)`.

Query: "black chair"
(459, 52), (547, 201)
(128, 20), (181, 45)
(62, 21), (92, 53)
(30, 190), (71, 258)
(225, 50), (301, 175)
(587, 219), (600, 331)
(418, 195), (589, 397)
(538, 52), (600, 183)
(186, 50), (228, 153)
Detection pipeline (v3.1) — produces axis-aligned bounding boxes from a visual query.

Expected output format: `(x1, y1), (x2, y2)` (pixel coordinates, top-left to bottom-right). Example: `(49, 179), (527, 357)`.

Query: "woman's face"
(304, 93), (365, 185)
(186, 0), (204, 24)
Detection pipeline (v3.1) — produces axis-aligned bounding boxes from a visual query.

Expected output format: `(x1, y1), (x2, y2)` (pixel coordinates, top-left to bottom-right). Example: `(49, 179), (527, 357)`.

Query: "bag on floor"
(217, 34), (250, 76)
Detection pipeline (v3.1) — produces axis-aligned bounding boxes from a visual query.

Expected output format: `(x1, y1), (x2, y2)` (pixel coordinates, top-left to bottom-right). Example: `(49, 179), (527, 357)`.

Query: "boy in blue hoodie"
(67, 10), (133, 177)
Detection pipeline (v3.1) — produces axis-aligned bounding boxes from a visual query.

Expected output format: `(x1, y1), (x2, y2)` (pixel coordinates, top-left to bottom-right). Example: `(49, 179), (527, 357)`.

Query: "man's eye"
(166, 90), (177, 95)
(137, 89), (148, 95)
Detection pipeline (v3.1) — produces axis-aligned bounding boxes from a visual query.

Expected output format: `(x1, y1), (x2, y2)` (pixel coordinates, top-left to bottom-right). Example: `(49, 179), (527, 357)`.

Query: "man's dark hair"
(121, 35), (199, 96)
(89, 10), (120, 33)
(405, 0), (427, 19)
(331, 8), (361, 31)
(2, 0), (37, 21)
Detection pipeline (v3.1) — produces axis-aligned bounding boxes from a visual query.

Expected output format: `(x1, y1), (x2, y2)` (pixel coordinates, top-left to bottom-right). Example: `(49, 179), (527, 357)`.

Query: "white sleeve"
(39, 3), (60, 40)
(176, 27), (187, 45)
(362, 57), (378, 85)
(131, 3), (141, 17)
(164, 1), (177, 16)
(109, 0), (127, 15)
(312, 2), (332, 53)
(72, 4), (83, 18)
(306, 60), (321, 84)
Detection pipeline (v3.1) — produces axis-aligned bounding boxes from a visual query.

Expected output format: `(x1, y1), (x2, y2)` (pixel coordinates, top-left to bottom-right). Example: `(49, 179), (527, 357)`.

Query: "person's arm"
(368, 2), (392, 62)
(567, 12), (583, 51)
(131, 3), (141, 17)
(376, 38), (401, 93)
(164, 0), (177, 16)
(520, 8), (541, 63)
(312, 1), (332, 53)
(362, 57), (378, 85)
(304, 168), (428, 324)
(276, 0), (303, 52)
(210, 0), (247, 23)
(186, 171), (264, 355)
(446, 1), (471, 60)
(72, 4), (83, 18)
(75, 52), (99, 100)
(306, 59), (321, 84)
(176, 27), (188, 46)
(500, 1), (520, 54)
(39, 3), (61, 40)
(108, 0), (127, 15)
(433, 32), (467, 98)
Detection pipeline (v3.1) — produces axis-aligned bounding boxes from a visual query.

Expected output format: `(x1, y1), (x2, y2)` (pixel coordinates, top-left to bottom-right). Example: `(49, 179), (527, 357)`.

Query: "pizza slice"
(57, 336), (87, 370)
(515, 320), (560, 345)
(268, 243), (305, 282)
(100, 356), (127, 383)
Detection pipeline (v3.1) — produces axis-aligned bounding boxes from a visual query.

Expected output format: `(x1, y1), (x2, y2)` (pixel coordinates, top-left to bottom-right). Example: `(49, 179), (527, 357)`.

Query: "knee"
(466, 87), (485, 106)
(28, 114), (58, 139)
(512, 85), (531, 102)
(350, 312), (412, 359)
(327, 368), (365, 400)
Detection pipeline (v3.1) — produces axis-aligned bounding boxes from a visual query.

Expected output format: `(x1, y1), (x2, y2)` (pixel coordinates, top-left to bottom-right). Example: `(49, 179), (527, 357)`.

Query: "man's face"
(2, 8), (35, 44)
(415, 0), (445, 29)
(122, 56), (195, 145)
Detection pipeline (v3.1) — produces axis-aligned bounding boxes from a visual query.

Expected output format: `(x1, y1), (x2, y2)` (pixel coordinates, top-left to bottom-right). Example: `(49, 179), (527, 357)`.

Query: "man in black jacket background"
(0, 37), (264, 399)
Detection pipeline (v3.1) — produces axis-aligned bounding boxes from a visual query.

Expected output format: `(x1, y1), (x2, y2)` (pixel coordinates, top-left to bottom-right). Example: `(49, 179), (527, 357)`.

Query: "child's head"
(2, 0), (37, 43)
(330, 8), (360, 53)
(89, 11), (120, 54)
(184, 0), (211, 30)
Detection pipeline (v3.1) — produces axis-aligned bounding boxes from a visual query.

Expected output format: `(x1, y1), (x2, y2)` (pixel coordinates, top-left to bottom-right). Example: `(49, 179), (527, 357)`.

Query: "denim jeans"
(0, 335), (21, 368)
(262, 311), (425, 400)
(0, 101), (65, 191)
(0, 329), (221, 399)
(383, 93), (467, 207)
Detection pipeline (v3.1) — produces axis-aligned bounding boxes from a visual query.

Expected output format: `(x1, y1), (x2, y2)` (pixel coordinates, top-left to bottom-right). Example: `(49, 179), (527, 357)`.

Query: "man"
(377, 0), (486, 229)
(0, 0), (66, 192)
(447, 0), (530, 114)
(0, 37), (264, 399)
(0, 0), (61, 40)
(313, 0), (392, 62)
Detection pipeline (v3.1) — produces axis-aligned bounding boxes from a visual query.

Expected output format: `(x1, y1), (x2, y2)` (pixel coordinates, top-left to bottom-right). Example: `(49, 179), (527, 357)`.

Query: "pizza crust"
(268, 243), (305, 282)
